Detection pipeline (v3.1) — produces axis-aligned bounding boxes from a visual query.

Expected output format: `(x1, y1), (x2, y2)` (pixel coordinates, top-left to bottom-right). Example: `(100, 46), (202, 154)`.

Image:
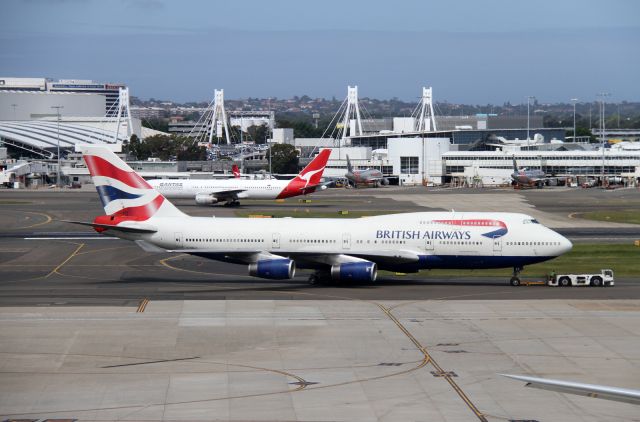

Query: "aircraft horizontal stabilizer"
(298, 182), (331, 193)
(61, 220), (158, 233)
(135, 240), (167, 253)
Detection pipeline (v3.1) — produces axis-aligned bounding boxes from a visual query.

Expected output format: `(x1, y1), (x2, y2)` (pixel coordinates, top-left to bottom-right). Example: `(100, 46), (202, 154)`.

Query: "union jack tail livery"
(79, 146), (185, 226)
(232, 164), (240, 178)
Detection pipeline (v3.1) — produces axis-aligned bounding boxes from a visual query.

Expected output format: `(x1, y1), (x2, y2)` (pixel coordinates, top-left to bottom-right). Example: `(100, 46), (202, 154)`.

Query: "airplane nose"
(559, 235), (573, 255)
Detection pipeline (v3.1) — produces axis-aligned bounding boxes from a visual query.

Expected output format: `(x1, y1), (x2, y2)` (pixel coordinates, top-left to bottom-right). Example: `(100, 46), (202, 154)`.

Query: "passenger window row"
(441, 241), (482, 245)
(185, 238), (264, 243)
(506, 241), (560, 246)
(291, 239), (337, 244)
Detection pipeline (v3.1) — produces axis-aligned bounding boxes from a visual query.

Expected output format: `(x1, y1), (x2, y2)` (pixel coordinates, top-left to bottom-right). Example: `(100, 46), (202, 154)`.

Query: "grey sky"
(1, 0), (638, 103)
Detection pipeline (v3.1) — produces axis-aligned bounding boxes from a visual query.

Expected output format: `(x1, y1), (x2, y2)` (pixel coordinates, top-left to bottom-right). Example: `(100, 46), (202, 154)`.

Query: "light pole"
(11, 103), (17, 120)
(526, 96), (535, 146)
(597, 92), (610, 183)
(267, 98), (272, 176)
(51, 105), (64, 187)
(570, 98), (578, 142)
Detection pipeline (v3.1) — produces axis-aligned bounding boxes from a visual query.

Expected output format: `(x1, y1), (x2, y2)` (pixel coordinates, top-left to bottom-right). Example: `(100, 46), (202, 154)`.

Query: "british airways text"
(376, 230), (471, 240)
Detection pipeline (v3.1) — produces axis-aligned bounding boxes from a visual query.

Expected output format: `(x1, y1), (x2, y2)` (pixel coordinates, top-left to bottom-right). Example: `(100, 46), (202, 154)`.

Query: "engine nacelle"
(195, 193), (219, 205)
(331, 262), (377, 282)
(381, 178), (390, 186)
(248, 259), (296, 280)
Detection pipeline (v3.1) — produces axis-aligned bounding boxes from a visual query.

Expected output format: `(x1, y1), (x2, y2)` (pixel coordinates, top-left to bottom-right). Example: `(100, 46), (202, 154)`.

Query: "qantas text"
(376, 230), (471, 240)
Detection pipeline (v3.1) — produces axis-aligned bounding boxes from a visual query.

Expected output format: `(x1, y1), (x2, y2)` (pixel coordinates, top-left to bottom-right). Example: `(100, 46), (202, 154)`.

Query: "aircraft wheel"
(510, 277), (521, 286)
(308, 274), (320, 285)
(559, 276), (571, 287)
(591, 276), (602, 287)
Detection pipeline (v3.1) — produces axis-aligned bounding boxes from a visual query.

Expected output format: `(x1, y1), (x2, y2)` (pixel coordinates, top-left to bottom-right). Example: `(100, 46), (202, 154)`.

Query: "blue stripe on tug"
(95, 185), (142, 206)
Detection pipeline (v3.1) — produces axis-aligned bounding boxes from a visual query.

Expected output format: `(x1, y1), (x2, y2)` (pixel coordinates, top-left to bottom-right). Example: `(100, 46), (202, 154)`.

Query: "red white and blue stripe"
(83, 153), (164, 220)
(433, 219), (509, 238)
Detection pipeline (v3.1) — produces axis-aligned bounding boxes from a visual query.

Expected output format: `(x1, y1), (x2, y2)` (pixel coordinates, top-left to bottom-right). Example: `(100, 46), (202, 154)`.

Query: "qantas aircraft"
(147, 149), (331, 206)
(511, 156), (548, 187)
(71, 146), (572, 284)
(345, 155), (389, 187)
(231, 164), (241, 178)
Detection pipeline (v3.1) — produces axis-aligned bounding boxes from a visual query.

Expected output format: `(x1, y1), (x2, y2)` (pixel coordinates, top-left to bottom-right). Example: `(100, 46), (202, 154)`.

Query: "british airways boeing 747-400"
(68, 146), (572, 284)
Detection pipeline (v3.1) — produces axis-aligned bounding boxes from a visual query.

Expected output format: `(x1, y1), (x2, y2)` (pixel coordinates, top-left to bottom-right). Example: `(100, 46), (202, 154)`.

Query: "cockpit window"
(523, 219), (540, 224)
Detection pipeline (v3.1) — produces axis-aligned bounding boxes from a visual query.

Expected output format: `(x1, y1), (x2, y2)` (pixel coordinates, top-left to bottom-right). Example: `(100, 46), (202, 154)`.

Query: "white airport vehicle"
(548, 269), (614, 287)
(147, 149), (331, 206)
(67, 146), (573, 284)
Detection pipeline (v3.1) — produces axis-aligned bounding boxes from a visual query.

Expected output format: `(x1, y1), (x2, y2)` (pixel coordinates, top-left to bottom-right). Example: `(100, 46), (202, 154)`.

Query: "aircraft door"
(424, 237), (434, 251)
(492, 236), (502, 255)
(342, 233), (351, 250)
(272, 233), (281, 249)
(174, 232), (183, 248)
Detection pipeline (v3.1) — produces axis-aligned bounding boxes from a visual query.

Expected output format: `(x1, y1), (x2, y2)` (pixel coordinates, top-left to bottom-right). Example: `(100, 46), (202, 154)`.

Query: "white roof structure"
(0, 119), (126, 158)
(0, 86), (167, 158)
(0, 117), (166, 158)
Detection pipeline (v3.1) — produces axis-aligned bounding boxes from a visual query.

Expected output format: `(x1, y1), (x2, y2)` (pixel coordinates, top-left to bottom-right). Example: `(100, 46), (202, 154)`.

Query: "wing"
(202, 188), (246, 201)
(500, 374), (640, 405)
(139, 243), (421, 269)
(284, 250), (421, 272)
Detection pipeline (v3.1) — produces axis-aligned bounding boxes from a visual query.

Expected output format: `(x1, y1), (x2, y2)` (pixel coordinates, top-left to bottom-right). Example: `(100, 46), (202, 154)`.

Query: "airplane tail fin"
(232, 164), (240, 178)
(346, 154), (353, 173)
(78, 145), (186, 221)
(296, 148), (331, 186)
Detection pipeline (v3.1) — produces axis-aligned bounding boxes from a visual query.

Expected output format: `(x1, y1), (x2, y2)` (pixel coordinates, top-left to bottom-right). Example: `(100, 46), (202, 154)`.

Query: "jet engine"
(248, 259), (296, 280)
(195, 193), (219, 205)
(330, 261), (377, 282)
(381, 178), (390, 186)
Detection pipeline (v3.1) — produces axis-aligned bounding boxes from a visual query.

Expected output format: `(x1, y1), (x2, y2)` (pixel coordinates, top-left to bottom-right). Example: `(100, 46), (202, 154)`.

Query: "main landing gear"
(224, 200), (240, 207)
(308, 273), (320, 285)
(308, 270), (330, 286)
(510, 266), (523, 286)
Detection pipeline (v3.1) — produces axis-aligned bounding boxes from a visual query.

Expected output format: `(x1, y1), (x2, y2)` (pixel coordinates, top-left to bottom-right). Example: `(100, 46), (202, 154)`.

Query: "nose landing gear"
(510, 266), (523, 286)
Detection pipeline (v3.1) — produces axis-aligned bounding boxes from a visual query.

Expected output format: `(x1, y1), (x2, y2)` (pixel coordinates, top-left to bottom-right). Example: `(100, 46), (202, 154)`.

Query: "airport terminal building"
(0, 77), (126, 117)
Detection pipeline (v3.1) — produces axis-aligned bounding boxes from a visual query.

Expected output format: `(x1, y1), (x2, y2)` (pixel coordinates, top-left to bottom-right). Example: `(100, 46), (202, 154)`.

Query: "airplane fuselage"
(511, 170), (546, 185)
(150, 179), (309, 200)
(346, 169), (384, 185)
(122, 211), (571, 272)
